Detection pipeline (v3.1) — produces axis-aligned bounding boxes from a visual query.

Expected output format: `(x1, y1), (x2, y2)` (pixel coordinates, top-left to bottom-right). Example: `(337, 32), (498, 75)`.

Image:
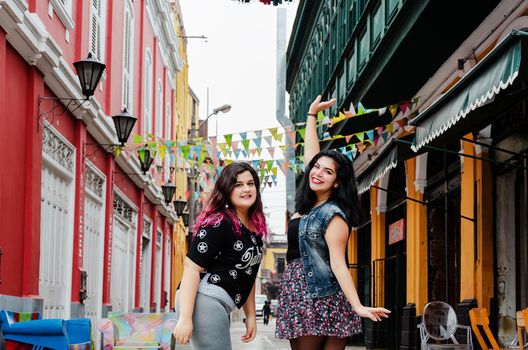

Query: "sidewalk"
(175, 317), (366, 349)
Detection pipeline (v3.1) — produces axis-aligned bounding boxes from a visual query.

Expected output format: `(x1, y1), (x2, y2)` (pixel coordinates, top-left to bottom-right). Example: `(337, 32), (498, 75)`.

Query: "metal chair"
(418, 301), (473, 349)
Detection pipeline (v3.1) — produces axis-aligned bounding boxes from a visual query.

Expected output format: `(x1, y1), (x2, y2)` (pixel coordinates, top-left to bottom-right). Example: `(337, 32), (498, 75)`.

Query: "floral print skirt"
(275, 259), (362, 339)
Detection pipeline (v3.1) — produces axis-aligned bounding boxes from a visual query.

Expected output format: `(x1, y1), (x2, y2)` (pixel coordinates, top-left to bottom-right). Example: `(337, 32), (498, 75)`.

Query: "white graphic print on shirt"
(233, 240), (244, 251)
(197, 242), (208, 253)
(210, 274), (221, 283)
(197, 229), (207, 239)
(235, 245), (263, 270)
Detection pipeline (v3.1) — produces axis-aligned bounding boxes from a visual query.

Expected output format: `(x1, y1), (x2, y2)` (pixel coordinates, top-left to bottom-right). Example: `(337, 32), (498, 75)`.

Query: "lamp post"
(185, 103), (231, 230)
(186, 163), (200, 231)
(173, 198), (187, 216)
(193, 103), (231, 140)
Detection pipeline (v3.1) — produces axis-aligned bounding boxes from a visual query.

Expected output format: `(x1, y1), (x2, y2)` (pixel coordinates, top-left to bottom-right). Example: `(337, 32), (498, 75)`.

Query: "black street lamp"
(181, 212), (190, 227)
(161, 181), (176, 204)
(138, 147), (156, 174)
(73, 53), (106, 99)
(112, 108), (137, 146)
(173, 199), (187, 216)
(38, 53), (106, 131)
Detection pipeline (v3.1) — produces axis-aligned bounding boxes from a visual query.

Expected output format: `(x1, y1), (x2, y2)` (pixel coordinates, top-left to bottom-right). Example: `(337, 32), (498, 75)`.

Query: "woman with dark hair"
(275, 95), (390, 350)
(173, 162), (267, 349)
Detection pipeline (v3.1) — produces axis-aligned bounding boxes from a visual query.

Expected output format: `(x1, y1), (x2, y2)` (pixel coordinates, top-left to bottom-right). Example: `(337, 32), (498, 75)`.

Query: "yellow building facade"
(169, 0), (200, 309)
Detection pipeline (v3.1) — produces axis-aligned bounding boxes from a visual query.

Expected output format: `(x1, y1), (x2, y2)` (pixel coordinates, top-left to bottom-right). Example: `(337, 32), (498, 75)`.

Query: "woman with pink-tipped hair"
(173, 162), (267, 350)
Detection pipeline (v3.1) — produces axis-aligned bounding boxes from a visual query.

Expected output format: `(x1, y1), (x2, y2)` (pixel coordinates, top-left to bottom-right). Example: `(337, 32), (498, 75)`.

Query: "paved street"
(177, 317), (366, 349)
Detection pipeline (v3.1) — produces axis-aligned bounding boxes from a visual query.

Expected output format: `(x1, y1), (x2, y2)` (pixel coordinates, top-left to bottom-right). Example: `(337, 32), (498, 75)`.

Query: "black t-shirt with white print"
(187, 217), (264, 309)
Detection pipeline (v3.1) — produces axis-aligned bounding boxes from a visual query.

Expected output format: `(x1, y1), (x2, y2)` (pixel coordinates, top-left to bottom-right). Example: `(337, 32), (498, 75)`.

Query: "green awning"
(356, 134), (416, 194)
(410, 30), (528, 151)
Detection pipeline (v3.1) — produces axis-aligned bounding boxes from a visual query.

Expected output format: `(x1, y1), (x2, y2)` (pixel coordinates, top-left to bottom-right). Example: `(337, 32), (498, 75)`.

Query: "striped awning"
(356, 134), (416, 194)
(410, 30), (528, 151)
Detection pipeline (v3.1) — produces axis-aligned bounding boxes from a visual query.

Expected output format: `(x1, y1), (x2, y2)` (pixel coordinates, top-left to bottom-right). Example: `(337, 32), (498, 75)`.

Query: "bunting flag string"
(125, 96), (421, 183)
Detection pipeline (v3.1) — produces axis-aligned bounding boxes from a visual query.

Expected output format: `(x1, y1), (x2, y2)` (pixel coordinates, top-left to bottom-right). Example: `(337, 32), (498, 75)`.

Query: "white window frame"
(122, 0), (135, 112)
(88, 0), (107, 63)
(144, 49), (153, 137)
(156, 79), (163, 139)
(165, 102), (172, 140)
(49, 0), (74, 30)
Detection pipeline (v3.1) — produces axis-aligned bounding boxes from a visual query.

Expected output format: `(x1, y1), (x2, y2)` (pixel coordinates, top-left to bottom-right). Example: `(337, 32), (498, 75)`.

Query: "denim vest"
(299, 201), (348, 298)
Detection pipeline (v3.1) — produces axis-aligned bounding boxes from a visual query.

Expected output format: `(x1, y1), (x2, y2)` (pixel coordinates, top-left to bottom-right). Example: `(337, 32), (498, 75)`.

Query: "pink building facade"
(0, 0), (183, 328)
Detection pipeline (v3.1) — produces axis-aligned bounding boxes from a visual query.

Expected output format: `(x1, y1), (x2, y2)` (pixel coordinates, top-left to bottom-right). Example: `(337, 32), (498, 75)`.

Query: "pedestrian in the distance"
(173, 162), (267, 350)
(275, 95), (391, 350)
(263, 300), (271, 325)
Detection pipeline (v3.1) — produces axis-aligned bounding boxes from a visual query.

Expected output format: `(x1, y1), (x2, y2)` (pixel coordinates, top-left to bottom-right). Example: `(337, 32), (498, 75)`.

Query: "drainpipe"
(524, 150), (528, 302)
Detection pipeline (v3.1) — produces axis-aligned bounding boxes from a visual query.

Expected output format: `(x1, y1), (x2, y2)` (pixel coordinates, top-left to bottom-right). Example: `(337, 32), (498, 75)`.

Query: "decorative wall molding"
(85, 165), (105, 199)
(114, 194), (134, 224)
(143, 218), (152, 239)
(42, 125), (75, 174)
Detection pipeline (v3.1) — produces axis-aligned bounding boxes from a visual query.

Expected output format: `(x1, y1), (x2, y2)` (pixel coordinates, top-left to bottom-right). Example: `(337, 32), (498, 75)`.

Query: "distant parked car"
(255, 294), (267, 318)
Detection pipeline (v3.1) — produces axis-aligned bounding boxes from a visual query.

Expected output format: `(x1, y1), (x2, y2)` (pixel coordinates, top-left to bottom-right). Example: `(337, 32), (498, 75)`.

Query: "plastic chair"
(469, 308), (500, 350)
(0, 310), (91, 350)
(513, 308), (528, 349)
(97, 312), (178, 350)
(418, 301), (473, 349)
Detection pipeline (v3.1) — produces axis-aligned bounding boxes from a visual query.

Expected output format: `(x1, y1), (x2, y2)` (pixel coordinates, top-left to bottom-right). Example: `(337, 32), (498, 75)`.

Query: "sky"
(179, 0), (299, 236)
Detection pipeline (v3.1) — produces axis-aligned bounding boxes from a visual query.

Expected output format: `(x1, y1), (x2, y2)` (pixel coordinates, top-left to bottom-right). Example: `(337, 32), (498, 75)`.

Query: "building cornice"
(146, 0), (184, 76)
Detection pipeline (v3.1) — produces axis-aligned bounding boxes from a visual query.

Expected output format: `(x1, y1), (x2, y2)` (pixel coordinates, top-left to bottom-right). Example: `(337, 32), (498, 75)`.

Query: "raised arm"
(325, 216), (391, 322)
(304, 95), (337, 166)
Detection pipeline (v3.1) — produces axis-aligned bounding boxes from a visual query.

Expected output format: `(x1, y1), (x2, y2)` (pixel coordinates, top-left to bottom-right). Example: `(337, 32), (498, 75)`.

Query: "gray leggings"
(177, 292), (232, 350)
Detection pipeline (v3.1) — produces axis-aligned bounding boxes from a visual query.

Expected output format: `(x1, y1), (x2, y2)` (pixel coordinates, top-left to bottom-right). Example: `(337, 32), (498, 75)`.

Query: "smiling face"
(229, 170), (257, 213)
(308, 156), (338, 198)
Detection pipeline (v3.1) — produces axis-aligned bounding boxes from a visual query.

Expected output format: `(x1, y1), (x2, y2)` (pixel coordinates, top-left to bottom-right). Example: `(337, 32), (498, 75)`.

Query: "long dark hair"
(295, 150), (361, 227)
(193, 162), (267, 237)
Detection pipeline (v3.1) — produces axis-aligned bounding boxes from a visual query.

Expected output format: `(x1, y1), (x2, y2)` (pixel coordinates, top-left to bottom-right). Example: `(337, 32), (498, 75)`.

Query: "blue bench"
(0, 310), (91, 350)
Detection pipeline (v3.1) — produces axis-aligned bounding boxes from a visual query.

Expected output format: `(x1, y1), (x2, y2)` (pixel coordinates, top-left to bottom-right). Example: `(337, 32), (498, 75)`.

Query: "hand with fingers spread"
(173, 318), (193, 345)
(354, 305), (391, 322)
(241, 315), (257, 343)
(308, 94), (337, 116)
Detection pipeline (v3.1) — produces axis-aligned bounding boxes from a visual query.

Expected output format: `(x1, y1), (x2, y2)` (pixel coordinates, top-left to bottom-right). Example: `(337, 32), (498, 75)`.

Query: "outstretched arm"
(304, 95), (337, 166)
(325, 216), (391, 322)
